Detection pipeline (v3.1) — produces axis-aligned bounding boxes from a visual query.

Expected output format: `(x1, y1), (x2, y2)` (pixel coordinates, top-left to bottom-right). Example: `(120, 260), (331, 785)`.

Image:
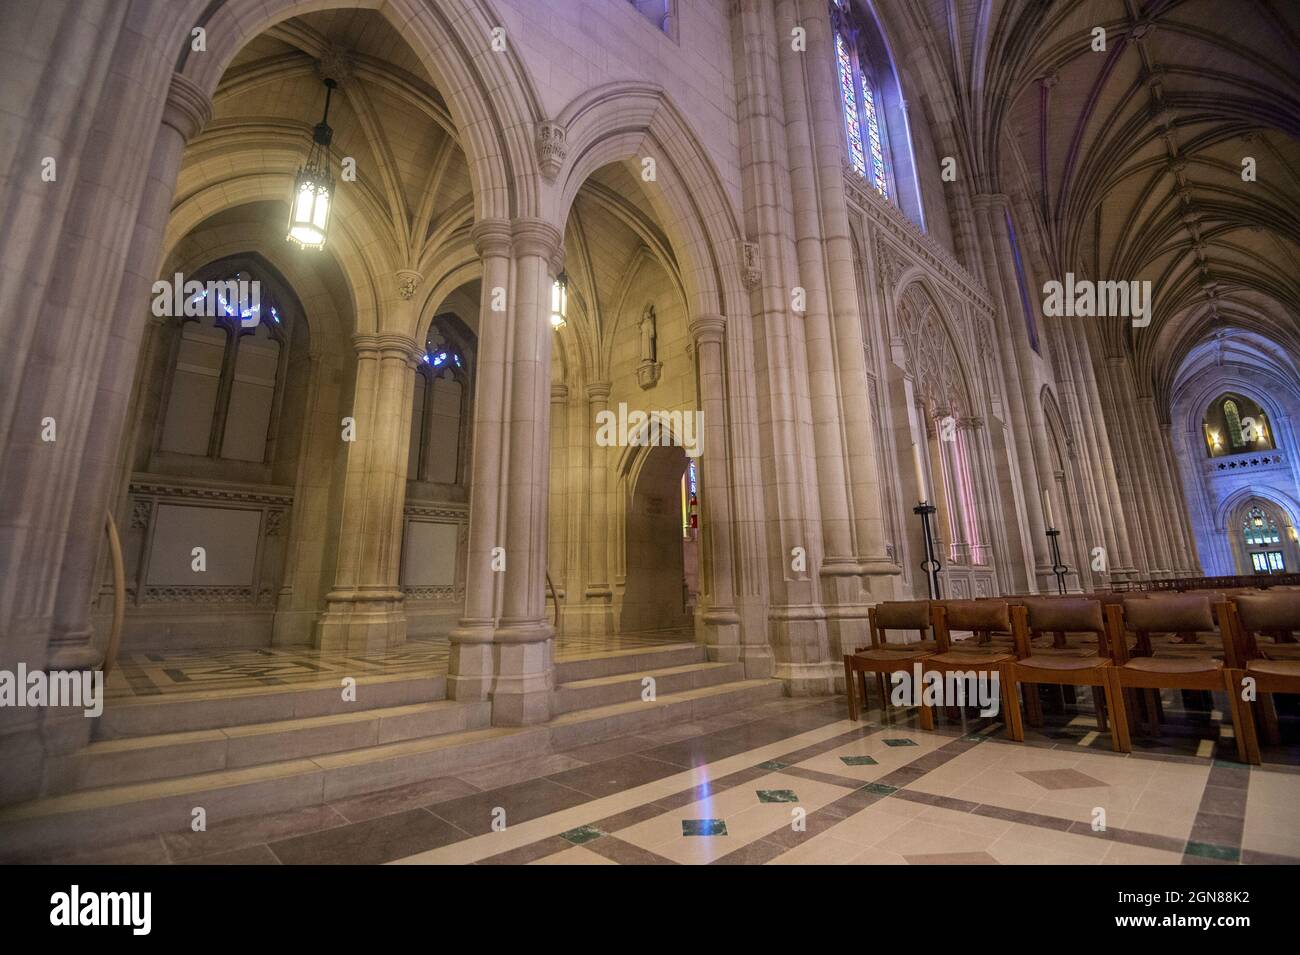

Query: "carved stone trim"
(537, 121), (566, 181)
(129, 480), (294, 507)
(739, 240), (761, 290)
(404, 502), (470, 521)
(843, 170), (995, 316)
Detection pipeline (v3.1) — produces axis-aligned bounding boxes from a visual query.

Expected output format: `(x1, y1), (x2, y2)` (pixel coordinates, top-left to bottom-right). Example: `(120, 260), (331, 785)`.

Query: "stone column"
(490, 218), (561, 726)
(972, 193), (1054, 588)
(584, 381), (613, 605)
(315, 330), (420, 652)
(548, 383), (569, 602)
(449, 219), (512, 701)
(689, 315), (755, 670)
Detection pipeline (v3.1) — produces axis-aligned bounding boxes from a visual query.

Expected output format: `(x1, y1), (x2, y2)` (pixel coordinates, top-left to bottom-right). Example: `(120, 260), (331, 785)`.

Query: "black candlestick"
(914, 501), (941, 599)
(1046, 527), (1068, 594)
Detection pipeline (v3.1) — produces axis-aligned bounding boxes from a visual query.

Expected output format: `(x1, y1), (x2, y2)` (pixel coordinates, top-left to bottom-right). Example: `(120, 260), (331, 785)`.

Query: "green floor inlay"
(757, 760), (790, 770)
(1184, 841), (1240, 862)
(883, 738), (918, 747)
(840, 755), (879, 766)
(756, 789), (799, 803)
(682, 819), (727, 837)
(560, 825), (605, 845)
(861, 782), (898, 796)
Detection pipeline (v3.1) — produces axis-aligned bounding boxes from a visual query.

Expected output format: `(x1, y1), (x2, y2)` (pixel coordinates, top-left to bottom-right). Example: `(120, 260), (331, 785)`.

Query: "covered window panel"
(220, 324), (281, 462)
(160, 320), (227, 455)
(427, 373), (463, 485)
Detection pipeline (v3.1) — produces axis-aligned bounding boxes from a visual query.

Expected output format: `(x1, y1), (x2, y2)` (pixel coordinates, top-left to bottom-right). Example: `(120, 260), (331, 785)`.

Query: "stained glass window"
(860, 80), (887, 197)
(836, 33), (867, 179)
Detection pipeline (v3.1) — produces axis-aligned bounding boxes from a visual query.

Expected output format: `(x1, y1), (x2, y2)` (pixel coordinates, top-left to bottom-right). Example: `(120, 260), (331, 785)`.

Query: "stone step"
(552, 661), (745, 715)
(0, 677), (785, 857)
(553, 642), (705, 683)
(96, 673), (447, 738)
(47, 699), (492, 794)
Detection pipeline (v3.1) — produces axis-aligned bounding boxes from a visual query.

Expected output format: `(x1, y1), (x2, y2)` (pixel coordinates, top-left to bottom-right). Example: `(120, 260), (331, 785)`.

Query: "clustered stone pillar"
(450, 218), (559, 725)
(316, 331), (420, 652)
(688, 316), (745, 665)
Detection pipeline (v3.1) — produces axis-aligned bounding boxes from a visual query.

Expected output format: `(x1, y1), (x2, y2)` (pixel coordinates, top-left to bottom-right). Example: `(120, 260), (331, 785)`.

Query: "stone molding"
(162, 73), (214, 142)
(511, 217), (563, 261)
(353, 332), (422, 363)
(471, 218), (513, 258)
(396, 269), (423, 301)
(688, 314), (726, 346)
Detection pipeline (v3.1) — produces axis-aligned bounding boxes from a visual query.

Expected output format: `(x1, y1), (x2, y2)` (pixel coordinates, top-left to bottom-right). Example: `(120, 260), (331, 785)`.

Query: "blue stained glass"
(836, 34), (867, 178)
(861, 81), (888, 197)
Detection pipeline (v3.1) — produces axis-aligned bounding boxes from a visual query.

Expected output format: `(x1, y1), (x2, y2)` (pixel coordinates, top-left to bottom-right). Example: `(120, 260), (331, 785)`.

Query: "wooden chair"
(844, 601), (935, 724)
(1222, 591), (1300, 762)
(1007, 597), (1117, 740)
(1103, 594), (1252, 763)
(924, 600), (1023, 740)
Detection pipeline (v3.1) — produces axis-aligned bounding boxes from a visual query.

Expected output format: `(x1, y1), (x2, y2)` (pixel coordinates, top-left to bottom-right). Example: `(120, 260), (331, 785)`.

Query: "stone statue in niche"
(637, 303), (662, 389)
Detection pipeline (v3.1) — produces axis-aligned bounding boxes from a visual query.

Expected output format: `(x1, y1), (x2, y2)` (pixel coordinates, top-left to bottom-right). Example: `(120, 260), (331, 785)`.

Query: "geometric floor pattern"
(106, 629), (694, 699)
(31, 694), (1300, 865)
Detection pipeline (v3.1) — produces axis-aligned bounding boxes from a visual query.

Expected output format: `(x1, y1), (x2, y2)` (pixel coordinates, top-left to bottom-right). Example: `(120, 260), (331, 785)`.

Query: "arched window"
(1202, 393), (1275, 457)
(158, 268), (289, 463)
(408, 317), (472, 486)
(832, 0), (889, 198)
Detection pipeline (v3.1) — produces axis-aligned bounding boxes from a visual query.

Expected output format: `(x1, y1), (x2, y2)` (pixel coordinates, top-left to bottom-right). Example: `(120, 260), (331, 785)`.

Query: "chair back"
(868, 600), (931, 649)
(1108, 593), (1234, 665)
(1230, 591), (1300, 661)
(932, 599), (1010, 651)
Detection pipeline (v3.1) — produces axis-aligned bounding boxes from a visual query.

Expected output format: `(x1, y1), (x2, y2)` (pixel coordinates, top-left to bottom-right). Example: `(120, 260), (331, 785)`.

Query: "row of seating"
(1116, 573), (1300, 592)
(843, 590), (1300, 764)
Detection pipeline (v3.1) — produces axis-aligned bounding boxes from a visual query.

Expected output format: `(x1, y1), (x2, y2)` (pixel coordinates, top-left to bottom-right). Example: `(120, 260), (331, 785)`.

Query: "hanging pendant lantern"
(550, 272), (568, 329)
(286, 78), (337, 250)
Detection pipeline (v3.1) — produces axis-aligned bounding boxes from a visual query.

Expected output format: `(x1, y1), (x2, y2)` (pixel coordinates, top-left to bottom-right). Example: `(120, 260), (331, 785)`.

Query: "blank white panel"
(147, 504), (262, 586)
(221, 329), (279, 462)
(401, 520), (458, 587)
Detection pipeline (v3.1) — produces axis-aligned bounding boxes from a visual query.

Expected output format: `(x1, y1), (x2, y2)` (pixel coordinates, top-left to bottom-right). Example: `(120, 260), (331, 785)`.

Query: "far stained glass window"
(860, 81), (887, 197)
(836, 33), (867, 179)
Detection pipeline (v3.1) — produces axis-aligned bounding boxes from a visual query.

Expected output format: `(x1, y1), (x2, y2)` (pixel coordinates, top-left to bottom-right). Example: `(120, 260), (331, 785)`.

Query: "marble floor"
(37, 691), (1300, 865)
(106, 629), (694, 699)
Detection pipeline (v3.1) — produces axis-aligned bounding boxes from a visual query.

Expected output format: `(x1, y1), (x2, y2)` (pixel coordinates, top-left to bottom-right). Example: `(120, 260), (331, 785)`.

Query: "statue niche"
(636, 303), (662, 389)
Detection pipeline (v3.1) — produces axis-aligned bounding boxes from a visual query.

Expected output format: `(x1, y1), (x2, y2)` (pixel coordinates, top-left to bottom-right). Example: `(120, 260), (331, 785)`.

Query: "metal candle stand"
(913, 501), (942, 599)
(1046, 527), (1069, 595)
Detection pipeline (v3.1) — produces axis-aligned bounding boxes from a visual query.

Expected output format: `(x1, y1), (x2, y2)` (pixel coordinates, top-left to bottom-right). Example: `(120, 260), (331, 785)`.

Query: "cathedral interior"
(1, 0), (1298, 871)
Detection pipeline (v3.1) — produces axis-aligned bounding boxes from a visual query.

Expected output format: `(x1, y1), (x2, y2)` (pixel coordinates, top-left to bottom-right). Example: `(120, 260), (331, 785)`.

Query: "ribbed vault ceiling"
(899, 0), (1299, 407)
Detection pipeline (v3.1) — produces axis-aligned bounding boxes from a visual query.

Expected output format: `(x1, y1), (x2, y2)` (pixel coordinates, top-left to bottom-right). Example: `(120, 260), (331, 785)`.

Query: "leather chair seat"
(1121, 656), (1220, 674)
(1015, 653), (1101, 670)
(1245, 659), (1300, 677)
(850, 648), (932, 664)
(928, 651), (1013, 667)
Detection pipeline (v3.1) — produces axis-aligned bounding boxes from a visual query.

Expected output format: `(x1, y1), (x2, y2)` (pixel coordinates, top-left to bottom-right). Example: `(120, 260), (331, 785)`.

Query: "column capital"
(162, 73), (214, 142)
(511, 217), (563, 262)
(585, 381), (611, 402)
(551, 383), (569, 401)
(688, 314), (726, 345)
(353, 332), (422, 364)
(470, 218), (513, 258)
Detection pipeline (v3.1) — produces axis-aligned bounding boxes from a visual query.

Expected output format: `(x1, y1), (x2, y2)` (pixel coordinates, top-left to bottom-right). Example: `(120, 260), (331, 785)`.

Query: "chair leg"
(1223, 669), (1259, 765)
(843, 657), (859, 721)
(1258, 692), (1281, 745)
(1107, 672), (1134, 753)
(876, 673), (888, 716)
(1091, 686), (1109, 732)
(1098, 675), (1122, 753)
(1001, 667), (1024, 742)
(1024, 683), (1043, 726)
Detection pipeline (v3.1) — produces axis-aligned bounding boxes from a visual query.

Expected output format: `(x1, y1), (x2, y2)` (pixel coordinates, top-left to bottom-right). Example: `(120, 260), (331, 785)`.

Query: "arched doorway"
(1230, 498), (1299, 575)
(619, 444), (695, 634)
